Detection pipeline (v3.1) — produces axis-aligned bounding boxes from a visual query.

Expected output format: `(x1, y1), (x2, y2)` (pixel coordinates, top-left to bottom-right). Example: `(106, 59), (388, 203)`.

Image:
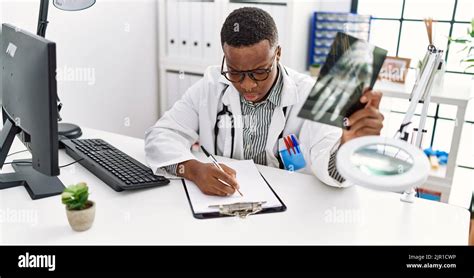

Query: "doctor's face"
(222, 40), (281, 103)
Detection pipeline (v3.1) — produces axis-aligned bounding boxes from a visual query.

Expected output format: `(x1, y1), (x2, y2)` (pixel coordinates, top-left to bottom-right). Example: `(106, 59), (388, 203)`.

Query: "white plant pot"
(66, 201), (96, 232)
(309, 66), (321, 77)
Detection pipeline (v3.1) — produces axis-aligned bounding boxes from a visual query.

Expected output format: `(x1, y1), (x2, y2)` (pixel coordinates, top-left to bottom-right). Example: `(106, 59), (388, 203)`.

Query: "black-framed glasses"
(220, 50), (278, 83)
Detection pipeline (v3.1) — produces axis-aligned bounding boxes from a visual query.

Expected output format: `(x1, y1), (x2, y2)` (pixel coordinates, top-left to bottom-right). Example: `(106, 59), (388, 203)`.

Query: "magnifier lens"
(53, 0), (96, 11)
(351, 144), (414, 176)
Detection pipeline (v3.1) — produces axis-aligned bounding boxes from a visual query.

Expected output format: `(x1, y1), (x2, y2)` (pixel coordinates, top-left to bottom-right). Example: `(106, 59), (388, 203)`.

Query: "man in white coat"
(145, 7), (384, 196)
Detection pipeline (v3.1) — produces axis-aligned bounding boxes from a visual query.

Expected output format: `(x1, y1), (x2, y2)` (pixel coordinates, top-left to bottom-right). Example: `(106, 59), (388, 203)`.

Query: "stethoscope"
(214, 84), (234, 158)
(214, 68), (290, 168)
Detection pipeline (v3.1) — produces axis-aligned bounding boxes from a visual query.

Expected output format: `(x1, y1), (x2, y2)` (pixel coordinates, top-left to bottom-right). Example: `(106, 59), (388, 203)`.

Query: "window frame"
(352, 0), (473, 76)
(352, 0), (474, 169)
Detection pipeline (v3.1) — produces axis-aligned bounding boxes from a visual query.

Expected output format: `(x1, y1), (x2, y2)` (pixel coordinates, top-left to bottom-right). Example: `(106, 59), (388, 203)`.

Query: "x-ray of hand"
(309, 41), (374, 123)
(298, 32), (387, 129)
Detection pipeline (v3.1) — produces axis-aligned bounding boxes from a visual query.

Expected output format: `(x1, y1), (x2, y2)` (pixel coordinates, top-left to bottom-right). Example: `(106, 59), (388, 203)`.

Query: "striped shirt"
(328, 146), (345, 183)
(240, 65), (284, 165)
(162, 65), (345, 184)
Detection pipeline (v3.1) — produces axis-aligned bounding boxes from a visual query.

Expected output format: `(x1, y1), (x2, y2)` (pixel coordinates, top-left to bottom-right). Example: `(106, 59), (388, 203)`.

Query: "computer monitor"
(0, 23), (64, 200)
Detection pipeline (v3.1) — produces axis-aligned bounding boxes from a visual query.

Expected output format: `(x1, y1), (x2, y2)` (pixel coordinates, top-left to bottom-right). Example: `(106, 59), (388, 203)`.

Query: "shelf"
(429, 164), (447, 180)
(160, 57), (221, 70)
(159, 60), (210, 75)
(374, 71), (473, 107)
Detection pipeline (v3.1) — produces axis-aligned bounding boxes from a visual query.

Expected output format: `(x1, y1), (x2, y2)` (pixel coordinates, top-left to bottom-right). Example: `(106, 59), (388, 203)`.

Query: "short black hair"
(220, 7), (278, 48)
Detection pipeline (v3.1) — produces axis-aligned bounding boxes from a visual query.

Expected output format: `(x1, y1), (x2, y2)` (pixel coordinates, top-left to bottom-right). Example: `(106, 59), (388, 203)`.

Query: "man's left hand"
(341, 89), (384, 145)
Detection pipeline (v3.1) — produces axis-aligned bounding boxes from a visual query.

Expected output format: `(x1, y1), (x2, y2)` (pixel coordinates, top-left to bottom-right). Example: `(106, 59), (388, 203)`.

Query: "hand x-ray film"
(298, 32), (387, 129)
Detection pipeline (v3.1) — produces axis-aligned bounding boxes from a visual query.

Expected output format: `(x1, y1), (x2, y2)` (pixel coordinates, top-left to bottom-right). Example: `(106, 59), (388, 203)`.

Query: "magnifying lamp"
(37, 0), (96, 140)
(336, 136), (430, 202)
(38, 0), (96, 37)
(336, 45), (445, 203)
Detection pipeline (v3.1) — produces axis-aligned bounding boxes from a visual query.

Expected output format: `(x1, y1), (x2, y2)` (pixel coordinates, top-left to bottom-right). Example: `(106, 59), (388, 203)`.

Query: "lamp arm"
(37, 0), (50, 38)
(395, 48), (444, 148)
(413, 52), (443, 148)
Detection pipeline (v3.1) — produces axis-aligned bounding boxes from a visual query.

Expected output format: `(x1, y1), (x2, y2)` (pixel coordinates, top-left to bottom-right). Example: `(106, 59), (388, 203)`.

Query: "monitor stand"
(58, 123), (83, 149)
(58, 123), (82, 140)
(0, 160), (64, 200)
(0, 119), (65, 200)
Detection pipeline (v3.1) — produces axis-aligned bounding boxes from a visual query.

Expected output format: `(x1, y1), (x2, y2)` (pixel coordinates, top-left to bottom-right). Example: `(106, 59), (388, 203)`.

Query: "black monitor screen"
(1, 23), (59, 176)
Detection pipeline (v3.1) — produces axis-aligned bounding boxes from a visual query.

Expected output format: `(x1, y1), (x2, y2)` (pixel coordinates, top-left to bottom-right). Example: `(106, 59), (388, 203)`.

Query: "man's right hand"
(177, 160), (239, 196)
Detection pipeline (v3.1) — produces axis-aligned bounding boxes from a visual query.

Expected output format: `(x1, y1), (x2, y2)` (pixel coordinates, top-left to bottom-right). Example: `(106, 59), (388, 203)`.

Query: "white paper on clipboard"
(183, 160), (284, 214)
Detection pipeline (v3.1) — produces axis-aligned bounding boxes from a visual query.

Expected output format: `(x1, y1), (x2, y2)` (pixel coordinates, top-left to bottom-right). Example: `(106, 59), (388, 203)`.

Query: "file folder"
(182, 160), (287, 219)
(202, 0), (217, 61)
(166, 0), (180, 57)
(178, 0), (191, 58)
(177, 71), (191, 102)
(166, 71), (180, 109)
(271, 4), (287, 50)
(189, 0), (204, 59)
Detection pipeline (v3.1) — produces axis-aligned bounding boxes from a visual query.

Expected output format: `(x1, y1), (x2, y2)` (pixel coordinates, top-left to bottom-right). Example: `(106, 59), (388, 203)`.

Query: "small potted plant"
(309, 63), (322, 77)
(62, 182), (96, 232)
(449, 18), (474, 72)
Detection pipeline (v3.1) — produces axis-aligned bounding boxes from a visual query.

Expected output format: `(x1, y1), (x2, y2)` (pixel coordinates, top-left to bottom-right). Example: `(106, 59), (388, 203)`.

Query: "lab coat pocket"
(278, 134), (307, 172)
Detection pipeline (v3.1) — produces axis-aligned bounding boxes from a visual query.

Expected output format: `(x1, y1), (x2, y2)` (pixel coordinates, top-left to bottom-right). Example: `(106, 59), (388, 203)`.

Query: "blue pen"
(290, 135), (300, 153)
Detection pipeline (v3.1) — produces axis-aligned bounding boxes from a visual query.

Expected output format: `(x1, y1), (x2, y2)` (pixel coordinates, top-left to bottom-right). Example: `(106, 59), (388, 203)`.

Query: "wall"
(317, 0), (352, 12)
(0, 0), (160, 139)
(0, 0), (352, 138)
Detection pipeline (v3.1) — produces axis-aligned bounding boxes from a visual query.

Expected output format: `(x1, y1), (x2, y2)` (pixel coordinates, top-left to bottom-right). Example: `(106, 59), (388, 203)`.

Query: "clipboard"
(182, 161), (287, 219)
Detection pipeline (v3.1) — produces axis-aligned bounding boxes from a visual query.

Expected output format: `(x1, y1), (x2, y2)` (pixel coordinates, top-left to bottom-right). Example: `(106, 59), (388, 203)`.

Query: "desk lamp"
(336, 45), (444, 203)
(37, 0), (96, 140)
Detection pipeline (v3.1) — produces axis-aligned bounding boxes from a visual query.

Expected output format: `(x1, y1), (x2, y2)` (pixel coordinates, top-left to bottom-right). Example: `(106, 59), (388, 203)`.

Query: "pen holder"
(278, 135), (306, 172)
(279, 149), (306, 172)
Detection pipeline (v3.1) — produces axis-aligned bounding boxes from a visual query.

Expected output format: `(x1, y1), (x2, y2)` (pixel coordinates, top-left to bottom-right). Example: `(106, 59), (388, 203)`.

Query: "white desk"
(0, 128), (470, 245)
(375, 72), (473, 202)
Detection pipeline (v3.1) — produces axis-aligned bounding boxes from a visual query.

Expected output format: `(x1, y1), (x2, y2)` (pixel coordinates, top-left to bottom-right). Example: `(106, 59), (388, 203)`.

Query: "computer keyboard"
(62, 138), (170, 192)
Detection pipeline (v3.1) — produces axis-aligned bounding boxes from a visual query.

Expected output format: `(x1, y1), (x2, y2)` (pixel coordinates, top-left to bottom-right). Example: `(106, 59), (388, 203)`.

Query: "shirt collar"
(266, 65), (283, 106)
(240, 64), (283, 107)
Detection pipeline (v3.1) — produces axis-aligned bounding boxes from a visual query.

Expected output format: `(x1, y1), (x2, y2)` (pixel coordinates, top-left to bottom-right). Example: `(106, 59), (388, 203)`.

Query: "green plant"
(449, 18), (474, 72)
(61, 183), (90, 210)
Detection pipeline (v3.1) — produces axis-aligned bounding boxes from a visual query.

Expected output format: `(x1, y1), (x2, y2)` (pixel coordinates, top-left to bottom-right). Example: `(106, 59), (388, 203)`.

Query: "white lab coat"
(145, 65), (346, 188)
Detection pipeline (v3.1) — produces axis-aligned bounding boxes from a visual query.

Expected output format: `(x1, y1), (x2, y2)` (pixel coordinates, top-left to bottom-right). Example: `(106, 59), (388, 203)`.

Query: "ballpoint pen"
(290, 134), (300, 154)
(283, 137), (293, 155)
(285, 136), (296, 155)
(200, 146), (243, 196)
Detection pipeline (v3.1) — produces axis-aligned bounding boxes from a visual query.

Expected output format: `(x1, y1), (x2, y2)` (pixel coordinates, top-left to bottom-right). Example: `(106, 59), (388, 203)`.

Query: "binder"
(177, 71), (191, 101)
(263, 3), (288, 63)
(202, 0), (217, 61)
(178, 0), (191, 58)
(182, 160), (287, 219)
(166, 71), (203, 109)
(166, 0), (180, 58)
(189, 0), (203, 59)
(271, 4), (287, 49)
(166, 71), (180, 109)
